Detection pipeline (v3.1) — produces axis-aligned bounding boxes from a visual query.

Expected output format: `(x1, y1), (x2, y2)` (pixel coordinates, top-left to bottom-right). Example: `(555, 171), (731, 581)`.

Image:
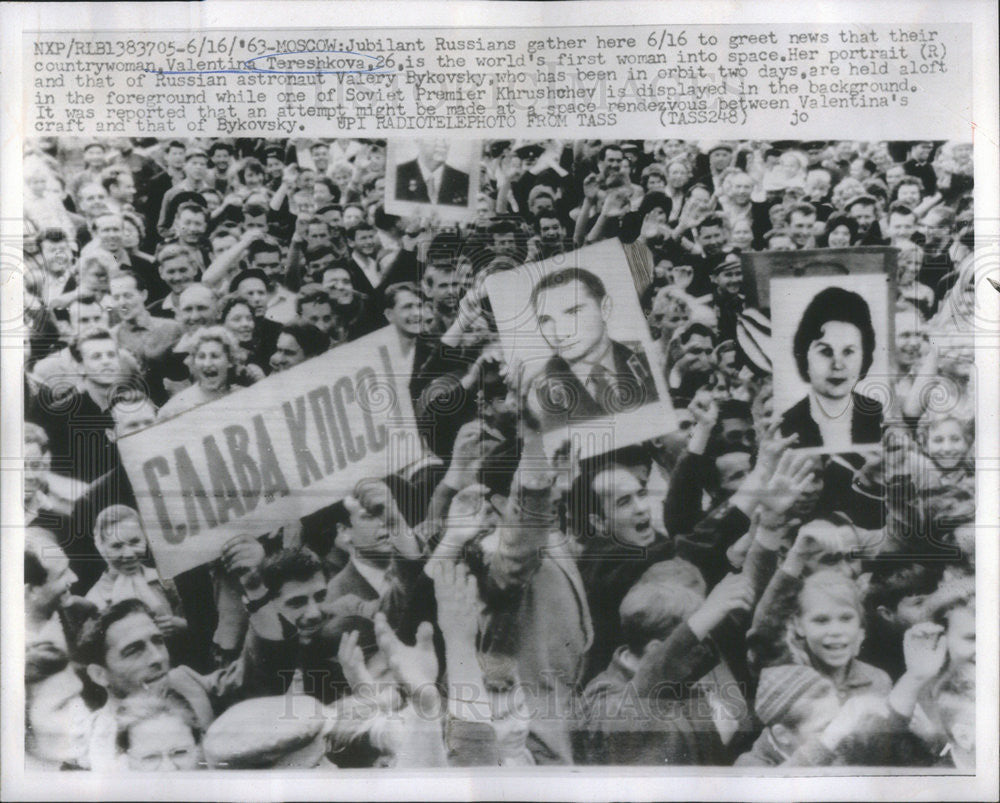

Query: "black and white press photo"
(13, 134), (983, 780)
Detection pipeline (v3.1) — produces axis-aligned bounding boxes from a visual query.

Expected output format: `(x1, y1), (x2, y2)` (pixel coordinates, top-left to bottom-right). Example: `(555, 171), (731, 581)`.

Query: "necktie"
(588, 364), (615, 411)
(426, 174), (437, 203)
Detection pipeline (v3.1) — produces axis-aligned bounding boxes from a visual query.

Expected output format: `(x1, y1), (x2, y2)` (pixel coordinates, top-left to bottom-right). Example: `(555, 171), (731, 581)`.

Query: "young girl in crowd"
(786, 570), (892, 700)
(86, 505), (187, 638)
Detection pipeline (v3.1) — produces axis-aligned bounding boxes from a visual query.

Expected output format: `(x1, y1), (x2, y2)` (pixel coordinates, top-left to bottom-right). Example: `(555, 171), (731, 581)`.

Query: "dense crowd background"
(22, 136), (977, 770)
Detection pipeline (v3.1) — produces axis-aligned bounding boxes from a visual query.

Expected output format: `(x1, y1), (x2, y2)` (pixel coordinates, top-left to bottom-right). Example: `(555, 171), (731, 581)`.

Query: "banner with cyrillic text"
(117, 327), (422, 577)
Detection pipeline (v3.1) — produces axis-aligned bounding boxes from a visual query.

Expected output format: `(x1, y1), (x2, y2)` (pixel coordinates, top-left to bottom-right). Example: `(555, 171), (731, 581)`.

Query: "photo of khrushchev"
(21, 136), (977, 771)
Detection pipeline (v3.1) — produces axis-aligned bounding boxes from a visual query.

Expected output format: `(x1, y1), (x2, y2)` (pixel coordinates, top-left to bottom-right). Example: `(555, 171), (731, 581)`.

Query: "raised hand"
(220, 534), (266, 592)
(687, 573), (755, 640)
(374, 613), (441, 717)
(337, 629), (376, 693)
(428, 560), (483, 649)
(444, 421), (494, 492)
(758, 451), (820, 525)
(902, 622), (947, 682)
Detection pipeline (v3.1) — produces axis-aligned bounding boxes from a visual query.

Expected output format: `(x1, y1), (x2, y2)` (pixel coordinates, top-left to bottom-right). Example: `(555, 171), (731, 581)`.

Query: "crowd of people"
(22, 136), (977, 770)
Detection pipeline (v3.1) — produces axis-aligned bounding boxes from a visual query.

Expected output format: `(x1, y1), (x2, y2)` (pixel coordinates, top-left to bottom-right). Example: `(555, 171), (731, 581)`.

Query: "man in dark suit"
(394, 138), (470, 207)
(527, 267), (659, 429)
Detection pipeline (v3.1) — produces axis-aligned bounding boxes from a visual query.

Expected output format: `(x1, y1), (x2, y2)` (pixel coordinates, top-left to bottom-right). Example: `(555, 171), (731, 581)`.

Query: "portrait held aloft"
(384, 138), (480, 222)
(486, 238), (676, 460)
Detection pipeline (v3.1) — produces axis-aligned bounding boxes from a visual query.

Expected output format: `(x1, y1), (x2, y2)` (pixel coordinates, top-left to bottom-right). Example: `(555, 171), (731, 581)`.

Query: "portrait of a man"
(393, 138), (470, 207)
(528, 267), (659, 428)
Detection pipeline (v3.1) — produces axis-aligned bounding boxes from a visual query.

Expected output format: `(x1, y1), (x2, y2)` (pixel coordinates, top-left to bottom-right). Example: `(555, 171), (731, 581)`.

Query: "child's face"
(925, 419), (969, 470)
(946, 607), (975, 666)
(102, 517), (147, 576)
(796, 586), (863, 671)
(894, 593), (931, 629)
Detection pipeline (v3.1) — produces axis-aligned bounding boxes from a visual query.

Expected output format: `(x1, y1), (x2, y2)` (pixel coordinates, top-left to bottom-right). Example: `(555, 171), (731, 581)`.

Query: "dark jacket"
(394, 160), (470, 207)
(532, 340), (659, 430)
(779, 392), (884, 450)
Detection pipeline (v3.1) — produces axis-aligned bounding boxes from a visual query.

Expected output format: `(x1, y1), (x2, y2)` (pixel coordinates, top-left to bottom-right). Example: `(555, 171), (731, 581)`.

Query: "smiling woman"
(158, 326), (243, 420)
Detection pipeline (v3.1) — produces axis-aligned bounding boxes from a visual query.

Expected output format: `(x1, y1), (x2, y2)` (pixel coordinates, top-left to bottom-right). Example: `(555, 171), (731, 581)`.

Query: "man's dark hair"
(279, 321), (330, 359)
(69, 326), (116, 363)
(866, 560), (943, 615)
(346, 222), (376, 241)
(316, 203), (344, 217)
(175, 201), (207, 221)
(228, 268), (270, 294)
(675, 321), (717, 348)
(165, 140), (186, 153)
(295, 285), (334, 316)
(76, 598), (156, 668)
(384, 281), (423, 309)
(535, 212), (564, 233)
(530, 267), (607, 310)
(789, 202), (818, 219)
(247, 237), (281, 262)
(38, 227), (69, 246)
(793, 286), (876, 382)
(598, 144), (624, 163)
(260, 547), (327, 595)
(888, 202), (916, 220)
(695, 214), (726, 234)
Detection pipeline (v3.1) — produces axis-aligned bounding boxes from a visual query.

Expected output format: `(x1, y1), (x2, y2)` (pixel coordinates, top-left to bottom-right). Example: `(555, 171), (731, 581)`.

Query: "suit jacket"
(531, 340), (659, 430)
(779, 392), (884, 450)
(395, 159), (469, 207)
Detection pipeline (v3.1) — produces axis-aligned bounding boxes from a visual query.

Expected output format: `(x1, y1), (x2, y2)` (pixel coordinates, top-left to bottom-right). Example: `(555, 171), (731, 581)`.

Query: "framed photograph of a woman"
(768, 250), (895, 454)
(779, 287), (883, 450)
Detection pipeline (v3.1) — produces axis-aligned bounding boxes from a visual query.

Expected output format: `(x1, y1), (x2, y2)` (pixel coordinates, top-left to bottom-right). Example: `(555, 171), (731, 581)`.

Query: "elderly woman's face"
(806, 321), (864, 399)
(193, 339), (230, 391)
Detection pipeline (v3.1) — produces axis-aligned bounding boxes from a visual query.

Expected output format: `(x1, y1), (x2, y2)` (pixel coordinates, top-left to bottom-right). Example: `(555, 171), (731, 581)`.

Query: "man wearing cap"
(709, 253), (746, 344)
(203, 695), (337, 769)
(691, 142), (735, 193)
(395, 138), (469, 207)
(845, 194), (886, 246)
(509, 141), (569, 215)
(528, 266), (659, 428)
(263, 144), (287, 190)
(735, 664), (842, 766)
(156, 147), (211, 238)
(903, 140), (937, 196)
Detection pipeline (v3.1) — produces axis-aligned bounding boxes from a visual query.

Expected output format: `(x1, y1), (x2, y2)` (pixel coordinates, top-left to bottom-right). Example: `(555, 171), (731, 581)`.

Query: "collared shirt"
(419, 162), (446, 204)
(263, 284), (298, 325)
(569, 341), (617, 400)
(383, 327), (417, 379)
(350, 556), (390, 598)
(352, 250), (381, 290)
(112, 312), (183, 363)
